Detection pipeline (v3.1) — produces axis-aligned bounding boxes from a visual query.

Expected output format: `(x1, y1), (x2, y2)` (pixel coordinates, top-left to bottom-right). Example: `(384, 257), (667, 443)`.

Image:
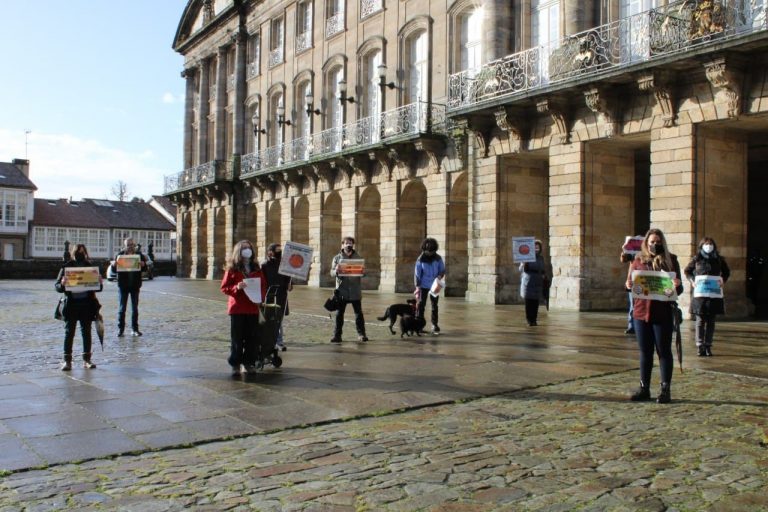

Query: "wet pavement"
(0, 278), (766, 510)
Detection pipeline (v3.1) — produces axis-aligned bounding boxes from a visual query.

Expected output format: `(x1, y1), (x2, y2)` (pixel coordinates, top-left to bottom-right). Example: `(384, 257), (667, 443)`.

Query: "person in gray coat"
(519, 239), (550, 326)
(330, 236), (368, 343)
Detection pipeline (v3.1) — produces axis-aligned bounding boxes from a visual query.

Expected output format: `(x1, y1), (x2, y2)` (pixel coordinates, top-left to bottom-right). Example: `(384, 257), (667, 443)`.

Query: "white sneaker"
(60, 361), (72, 371)
(231, 365), (242, 376)
(276, 340), (287, 352)
(244, 365), (258, 375)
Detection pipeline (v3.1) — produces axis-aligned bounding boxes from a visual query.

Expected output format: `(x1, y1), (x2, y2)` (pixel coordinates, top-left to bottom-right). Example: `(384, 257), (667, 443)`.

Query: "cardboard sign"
(64, 267), (101, 292)
(242, 277), (262, 304)
(116, 254), (141, 272)
(693, 275), (724, 298)
(429, 277), (446, 298)
(278, 241), (313, 280)
(630, 270), (678, 302)
(336, 259), (365, 277)
(512, 237), (536, 263)
(622, 236), (645, 255)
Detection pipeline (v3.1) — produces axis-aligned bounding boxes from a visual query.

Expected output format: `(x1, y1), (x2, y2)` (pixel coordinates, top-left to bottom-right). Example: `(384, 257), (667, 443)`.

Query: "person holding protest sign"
(684, 237), (730, 357)
(55, 244), (103, 370)
(221, 240), (267, 376)
(261, 243), (293, 351)
(519, 239), (549, 326)
(330, 236), (368, 343)
(625, 228), (684, 404)
(414, 237), (446, 334)
(113, 238), (148, 337)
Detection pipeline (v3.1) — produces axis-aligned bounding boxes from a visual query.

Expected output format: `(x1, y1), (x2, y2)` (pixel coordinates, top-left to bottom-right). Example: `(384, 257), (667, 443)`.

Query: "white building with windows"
(0, 159), (35, 261)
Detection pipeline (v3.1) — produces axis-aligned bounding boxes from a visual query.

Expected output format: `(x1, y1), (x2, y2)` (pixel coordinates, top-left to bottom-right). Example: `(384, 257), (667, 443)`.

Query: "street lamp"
(338, 79), (355, 104)
(378, 63), (397, 90)
(252, 112), (266, 135)
(277, 104), (292, 126)
(305, 91), (321, 116)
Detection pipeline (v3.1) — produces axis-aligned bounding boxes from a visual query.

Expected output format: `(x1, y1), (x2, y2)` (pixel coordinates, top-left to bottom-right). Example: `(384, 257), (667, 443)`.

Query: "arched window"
(362, 49), (382, 118)
(406, 31), (428, 104)
(459, 8), (482, 73)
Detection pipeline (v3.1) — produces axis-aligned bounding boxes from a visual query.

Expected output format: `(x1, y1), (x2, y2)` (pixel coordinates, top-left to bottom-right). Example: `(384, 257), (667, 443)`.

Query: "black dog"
(400, 314), (426, 338)
(377, 299), (418, 334)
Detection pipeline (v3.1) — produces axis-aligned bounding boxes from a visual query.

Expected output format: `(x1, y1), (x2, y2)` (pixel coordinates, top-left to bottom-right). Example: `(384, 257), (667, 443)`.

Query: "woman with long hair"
(625, 228), (684, 403)
(220, 240), (267, 376)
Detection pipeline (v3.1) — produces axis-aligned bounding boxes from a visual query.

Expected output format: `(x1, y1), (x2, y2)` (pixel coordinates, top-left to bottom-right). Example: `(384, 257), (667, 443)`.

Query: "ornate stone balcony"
(448, 0), (767, 111)
(360, 0), (383, 20)
(240, 101), (446, 179)
(296, 31), (312, 53)
(325, 12), (344, 39)
(164, 160), (233, 195)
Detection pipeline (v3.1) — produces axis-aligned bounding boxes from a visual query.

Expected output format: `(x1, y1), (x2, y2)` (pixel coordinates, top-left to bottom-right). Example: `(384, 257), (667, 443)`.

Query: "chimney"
(12, 158), (30, 177)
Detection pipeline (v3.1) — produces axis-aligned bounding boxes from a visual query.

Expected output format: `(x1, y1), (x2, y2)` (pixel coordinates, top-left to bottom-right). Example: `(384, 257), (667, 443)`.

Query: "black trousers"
(633, 318), (674, 386)
(334, 300), (366, 338)
(417, 288), (439, 327)
(229, 314), (259, 367)
(63, 300), (94, 361)
(525, 299), (540, 324)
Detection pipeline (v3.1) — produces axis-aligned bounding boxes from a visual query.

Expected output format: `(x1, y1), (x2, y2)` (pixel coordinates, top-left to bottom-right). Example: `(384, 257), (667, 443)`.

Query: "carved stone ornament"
(704, 57), (743, 119)
(583, 87), (618, 138)
(314, 165), (336, 189)
(494, 107), (527, 153)
(637, 72), (676, 128)
(536, 98), (570, 144)
(368, 149), (392, 180)
(414, 139), (444, 173)
(298, 167), (318, 193)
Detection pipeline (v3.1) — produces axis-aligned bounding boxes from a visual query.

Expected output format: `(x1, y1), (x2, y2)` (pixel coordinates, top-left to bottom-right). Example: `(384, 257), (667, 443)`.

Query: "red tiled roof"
(33, 198), (175, 230)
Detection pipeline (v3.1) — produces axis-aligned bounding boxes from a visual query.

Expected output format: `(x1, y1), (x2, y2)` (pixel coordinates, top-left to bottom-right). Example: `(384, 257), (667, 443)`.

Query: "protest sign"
(64, 267), (101, 292)
(116, 254), (141, 272)
(622, 236), (644, 255)
(630, 270), (678, 301)
(512, 237), (536, 263)
(278, 241), (313, 280)
(693, 275), (724, 298)
(336, 259), (365, 277)
(429, 277), (446, 298)
(242, 277), (262, 304)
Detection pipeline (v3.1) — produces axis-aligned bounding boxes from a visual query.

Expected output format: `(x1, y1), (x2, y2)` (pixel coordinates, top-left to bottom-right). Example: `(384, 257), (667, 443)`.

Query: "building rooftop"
(33, 198), (175, 231)
(0, 160), (37, 190)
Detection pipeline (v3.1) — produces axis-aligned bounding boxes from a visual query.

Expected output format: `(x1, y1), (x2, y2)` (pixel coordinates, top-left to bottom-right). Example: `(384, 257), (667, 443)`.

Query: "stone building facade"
(166, 0), (768, 317)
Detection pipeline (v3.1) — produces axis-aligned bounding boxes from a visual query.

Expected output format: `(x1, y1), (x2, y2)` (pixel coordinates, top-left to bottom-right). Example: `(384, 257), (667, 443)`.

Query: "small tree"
(111, 180), (129, 201)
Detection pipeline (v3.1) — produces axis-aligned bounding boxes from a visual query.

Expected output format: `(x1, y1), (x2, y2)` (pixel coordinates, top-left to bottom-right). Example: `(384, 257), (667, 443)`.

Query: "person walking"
(414, 237), (446, 334)
(113, 238), (148, 337)
(330, 236), (368, 343)
(519, 239), (549, 326)
(55, 243), (102, 370)
(261, 242), (292, 351)
(625, 228), (684, 404)
(221, 240), (267, 376)
(684, 237), (730, 357)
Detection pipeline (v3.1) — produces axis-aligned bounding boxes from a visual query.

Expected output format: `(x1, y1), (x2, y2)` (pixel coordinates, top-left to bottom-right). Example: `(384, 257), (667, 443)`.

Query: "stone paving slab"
(0, 369), (766, 511)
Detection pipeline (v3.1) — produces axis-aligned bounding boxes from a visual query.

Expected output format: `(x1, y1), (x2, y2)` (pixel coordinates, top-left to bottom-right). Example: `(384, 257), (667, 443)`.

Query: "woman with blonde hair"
(220, 240), (267, 376)
(625, 228), (684, 403)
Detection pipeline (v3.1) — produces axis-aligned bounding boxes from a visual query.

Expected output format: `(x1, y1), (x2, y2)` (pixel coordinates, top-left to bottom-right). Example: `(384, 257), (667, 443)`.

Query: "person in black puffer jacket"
(684, 237), (730, 357)
(55, 243), (103, 371)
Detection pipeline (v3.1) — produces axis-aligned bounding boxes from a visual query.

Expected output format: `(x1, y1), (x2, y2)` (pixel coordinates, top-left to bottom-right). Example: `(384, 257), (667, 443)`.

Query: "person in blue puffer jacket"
(414, 238), (446, 334)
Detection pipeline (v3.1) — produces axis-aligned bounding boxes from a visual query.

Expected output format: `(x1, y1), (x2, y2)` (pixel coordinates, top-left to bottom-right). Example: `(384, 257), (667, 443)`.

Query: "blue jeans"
(633, 318), (673, 386)
(117, 287), (140, 332)
(627, 292), (634, 330)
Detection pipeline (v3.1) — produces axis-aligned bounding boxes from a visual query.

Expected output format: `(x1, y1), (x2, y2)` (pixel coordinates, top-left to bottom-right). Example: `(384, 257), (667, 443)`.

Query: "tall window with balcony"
(459, 8), (483, 75)
(295, 81), (311, 160)
(532, 0), (560, 84)
(269, 93), (285, 150)
(296, 1), (313, 53)
(621, 0), (658, 62)
(270, 17), (285, 68)
(406, 31), (428, 105)
(247, 32), (261, 78)
(362, 50), (382, 144)
(360, 0), (383, 19)
(207, 61), (217, 160)
(326, 0), (345, 38)
(326, 67), (343, 151)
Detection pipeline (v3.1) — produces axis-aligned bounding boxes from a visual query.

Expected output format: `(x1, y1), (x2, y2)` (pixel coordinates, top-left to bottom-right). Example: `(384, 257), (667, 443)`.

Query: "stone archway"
(357, 186), (381, 290)
(196, 209), (208, 279)
(321, 192), (342, 287)
(446, 172), (468, 297)
(180, 212), (192, 278)
(396, 180), (427, 292)
(266, 200), (281, 248)
(213, 207), (227, 279)
(292, 196), (310, 245)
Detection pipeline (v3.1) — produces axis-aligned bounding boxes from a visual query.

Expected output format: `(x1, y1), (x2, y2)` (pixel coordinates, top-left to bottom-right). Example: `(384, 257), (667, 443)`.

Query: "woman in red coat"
(220, 240), (267, 376)
(624, 228), (684, 404)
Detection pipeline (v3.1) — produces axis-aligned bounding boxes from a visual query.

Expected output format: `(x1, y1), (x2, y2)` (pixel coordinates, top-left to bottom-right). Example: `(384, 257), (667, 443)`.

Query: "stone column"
(564, 0), (596, 36)
(306, 192), (323, 287)
(482, 0), (513, 64)
(233, 31), (247, 157)
(175, 204), (186, 277)
(378, 179), (398, 292)
(198, 59), (210, 164)
(215, 46), (228, 160)
(206, 201), (217, 280)
(182, 67), (196, 169)
(190, 203), (201, 278)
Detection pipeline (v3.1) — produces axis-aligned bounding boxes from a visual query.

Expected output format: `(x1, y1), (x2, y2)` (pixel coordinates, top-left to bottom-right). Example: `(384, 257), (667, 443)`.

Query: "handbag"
(54, 297), (66, 321)
(323, 290), (342, 312)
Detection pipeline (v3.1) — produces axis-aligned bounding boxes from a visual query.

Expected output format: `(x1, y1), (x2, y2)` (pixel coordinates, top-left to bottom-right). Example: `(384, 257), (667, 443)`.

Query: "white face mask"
(702, 244), (714, 254)
(241, 248), (253, 259)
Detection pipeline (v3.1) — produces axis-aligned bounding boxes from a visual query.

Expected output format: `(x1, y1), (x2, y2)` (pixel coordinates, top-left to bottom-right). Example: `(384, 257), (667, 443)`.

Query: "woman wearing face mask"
(684, 237), (730, 357)
(221, 240), (267, 376)
(519, 239), (549, 326)
(625, 228), (684, 403)
(55, 244), (103, 371)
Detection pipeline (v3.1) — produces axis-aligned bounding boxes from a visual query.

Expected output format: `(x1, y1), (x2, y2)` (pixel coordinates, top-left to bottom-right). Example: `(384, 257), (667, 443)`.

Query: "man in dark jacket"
(113, 238), (147, 337)
(330, 236), (367, 343)
(261, 243), (292, 351)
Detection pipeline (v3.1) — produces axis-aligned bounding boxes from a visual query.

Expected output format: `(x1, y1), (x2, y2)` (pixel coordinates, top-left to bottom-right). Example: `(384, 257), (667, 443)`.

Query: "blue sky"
(0, 1), (188, 201)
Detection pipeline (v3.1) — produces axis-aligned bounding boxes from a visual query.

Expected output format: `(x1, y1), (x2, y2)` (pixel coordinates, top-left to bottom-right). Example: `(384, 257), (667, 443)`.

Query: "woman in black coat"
(55, 244), (103, 370)
(684, 237), (730, 357)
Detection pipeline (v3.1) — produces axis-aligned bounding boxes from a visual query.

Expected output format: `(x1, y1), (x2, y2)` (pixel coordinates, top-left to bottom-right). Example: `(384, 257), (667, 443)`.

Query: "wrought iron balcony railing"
(448, 0), (767, 109)
(240, 101), (446, 178)
(360, 0), (383, 19)
(268, 47), (284, 68)
(296, 31), (313, 53)
(164, 160), (233, 195)
(325, 12), (345, 38)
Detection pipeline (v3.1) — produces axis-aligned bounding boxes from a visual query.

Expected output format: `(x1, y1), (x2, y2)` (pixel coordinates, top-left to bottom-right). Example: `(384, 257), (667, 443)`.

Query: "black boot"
(630, 382), (651, 401)
(657, 382), (671, 404)
(698, 346), (706, 357)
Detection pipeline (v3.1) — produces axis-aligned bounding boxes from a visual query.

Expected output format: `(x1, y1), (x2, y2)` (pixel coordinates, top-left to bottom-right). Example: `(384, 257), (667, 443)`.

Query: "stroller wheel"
(272, 355), (283, 368)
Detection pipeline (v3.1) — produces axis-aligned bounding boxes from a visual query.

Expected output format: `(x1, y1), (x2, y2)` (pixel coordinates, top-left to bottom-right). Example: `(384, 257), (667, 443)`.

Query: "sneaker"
(624, 328), (635, 335)
(244, 365), (258, 375)
(276, 340), (287, 352)
(83, 361), (96, 369)
(117, 329), (125, 338)
(432, 325), (441, 334)
(330, 336), (342, 343)
(705, 346), (713, 357)
(698, 346), (707, 357)
(60, 361), (72, 371)
(131, 330), (143, 337)
(231, 365), (242, 376)
(358, 335), (368, 342)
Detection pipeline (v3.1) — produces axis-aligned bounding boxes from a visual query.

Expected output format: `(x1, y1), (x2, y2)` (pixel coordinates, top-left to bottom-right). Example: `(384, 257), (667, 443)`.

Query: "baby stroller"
(256, 285), (284, 369)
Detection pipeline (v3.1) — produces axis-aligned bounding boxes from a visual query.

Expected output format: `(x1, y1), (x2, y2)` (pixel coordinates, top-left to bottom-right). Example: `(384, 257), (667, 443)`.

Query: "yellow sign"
(116, 255), (141, 272)
(64, 267), (101, 292)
